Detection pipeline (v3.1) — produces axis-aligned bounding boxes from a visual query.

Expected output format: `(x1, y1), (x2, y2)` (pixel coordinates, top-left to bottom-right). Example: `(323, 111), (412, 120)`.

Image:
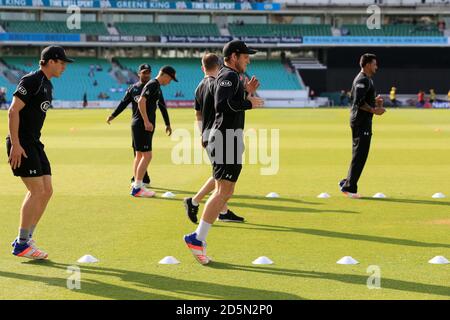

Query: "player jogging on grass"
(339, 53), (385, 198)
(183, 53), (245, 224)
(130, 66), (176, 197)
(7, 46), (74, 259)
(106, 64), (153, 187)
(184, 40), (264, 264)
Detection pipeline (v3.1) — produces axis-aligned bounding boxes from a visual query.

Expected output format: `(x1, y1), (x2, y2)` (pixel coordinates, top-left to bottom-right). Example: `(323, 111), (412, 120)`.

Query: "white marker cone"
(252, 256), (274, 265)
(317, 192), (331, 199)
(337, 256), (359, 265)
(158, 256), (180, 265)
(373, 193), (387, 198)
(428, 256), (449, 264)
(162, 191), (176, 198)
(432, 193), (446, 199)
(266, 192), (280, 198)
(77, 255), (99, 263)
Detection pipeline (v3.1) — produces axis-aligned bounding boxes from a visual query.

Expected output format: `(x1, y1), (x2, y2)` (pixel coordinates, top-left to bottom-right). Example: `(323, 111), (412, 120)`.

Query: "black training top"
(11, 69), (53, 145)
(111, 81), (146, 120)
(194, 76), (216, 143)
(213, 65), (252, 133)
(350, 71), (376, 127)
(137, 79), (170, 126)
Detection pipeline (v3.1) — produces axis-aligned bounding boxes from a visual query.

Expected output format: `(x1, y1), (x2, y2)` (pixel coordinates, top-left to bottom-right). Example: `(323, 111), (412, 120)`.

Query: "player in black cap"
(183, 53), (245, 224)
(7, 46), (73, 259)
(130, 65), (176, 197)
(106, 63), (153, 187)
(339, 53), (385, 198)
(184, 40), (264, 264)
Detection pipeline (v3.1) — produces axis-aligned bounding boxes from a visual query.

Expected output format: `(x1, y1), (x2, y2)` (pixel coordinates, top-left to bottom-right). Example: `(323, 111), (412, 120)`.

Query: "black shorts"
(213, 163), (242, 182)
(207, 139), (243, 183)
(131, 123), (154, 152)
(6, 138), (51, 177)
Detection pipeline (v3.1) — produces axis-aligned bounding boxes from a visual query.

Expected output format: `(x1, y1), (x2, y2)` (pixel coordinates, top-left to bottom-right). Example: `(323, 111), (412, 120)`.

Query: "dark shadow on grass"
(208, 262), (450, 298)
(214, 223), (450, 248)
(361, 197), (450, 207)
(151, 186), (320, 205)
(0, 260), (302, 300)
(228, 202), (358, 214)
(155, 197), (355, 215)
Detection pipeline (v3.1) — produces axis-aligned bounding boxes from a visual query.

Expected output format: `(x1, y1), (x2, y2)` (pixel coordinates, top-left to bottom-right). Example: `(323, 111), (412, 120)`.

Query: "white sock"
(134, 180), (143, 188)
(191, 198), (199, 206)
(220, 210), (228, 215)
(195, 220), (211, 241)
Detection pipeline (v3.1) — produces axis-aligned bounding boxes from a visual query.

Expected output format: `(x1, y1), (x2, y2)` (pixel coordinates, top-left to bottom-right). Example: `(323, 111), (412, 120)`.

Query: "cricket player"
(7, 46), (73, 259)
(106, 64), (154, 187)
(184, 40), (264, 264)
(339, 53), (385, 198)
(130, 66), (176, 197)
(183, 53), (245, 224)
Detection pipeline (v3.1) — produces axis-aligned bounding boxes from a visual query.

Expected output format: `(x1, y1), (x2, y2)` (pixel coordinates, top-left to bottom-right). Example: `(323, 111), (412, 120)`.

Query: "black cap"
(223, 40), (257, 58)
(139, 64), (151, 72)
(160, 65), (178, 82)
(40, 46), (74, 63)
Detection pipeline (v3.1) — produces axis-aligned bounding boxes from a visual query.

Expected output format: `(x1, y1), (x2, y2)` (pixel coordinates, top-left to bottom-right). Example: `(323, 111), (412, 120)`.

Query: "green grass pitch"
(0, 108), (449, 300)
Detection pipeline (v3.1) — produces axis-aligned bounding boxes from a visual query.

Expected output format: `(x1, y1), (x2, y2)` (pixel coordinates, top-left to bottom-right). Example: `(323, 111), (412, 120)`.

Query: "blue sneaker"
(184, 232), (211, 265)
(12, 241), (48, 259)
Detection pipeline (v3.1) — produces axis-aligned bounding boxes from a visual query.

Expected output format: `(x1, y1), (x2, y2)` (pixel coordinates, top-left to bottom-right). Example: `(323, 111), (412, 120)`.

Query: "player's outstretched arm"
(107, 87), (133, 124)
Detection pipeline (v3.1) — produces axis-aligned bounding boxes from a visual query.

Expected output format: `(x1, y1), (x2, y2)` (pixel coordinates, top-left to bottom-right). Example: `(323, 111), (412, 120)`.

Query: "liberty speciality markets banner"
(0, 0), (281, 11)
(303, 36), (448, 45)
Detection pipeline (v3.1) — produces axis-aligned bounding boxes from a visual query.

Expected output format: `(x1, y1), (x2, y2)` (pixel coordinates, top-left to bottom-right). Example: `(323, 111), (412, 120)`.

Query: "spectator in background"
(98, 92), (110, 100)
(93, 79), (98, 87)
(339, 90), (347, 106)
(429, 89), (436, 103)
(280, 51), (287, 63)
(89, 65), (95, 78)
(83, 92), (88, 108)
(417, 90), (425, 107)
(309, 89), (315, 101)
(0, 87), (7, 109)
(447, 89), (450, 102)
(389, 86), (398, 107)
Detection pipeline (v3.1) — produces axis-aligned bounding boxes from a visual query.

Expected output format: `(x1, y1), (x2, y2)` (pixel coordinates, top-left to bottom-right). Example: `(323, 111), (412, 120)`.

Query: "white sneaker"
(131, 186), (156, 197)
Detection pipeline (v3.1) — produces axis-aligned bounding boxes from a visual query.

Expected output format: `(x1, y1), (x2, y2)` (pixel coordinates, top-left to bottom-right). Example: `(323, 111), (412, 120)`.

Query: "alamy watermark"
(170, 124), (280, 176)
(367, 5), (382, 30)
(366, 265), (381, 289)
(66, 6), (81, 31)
(66, 265), (81, 290)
